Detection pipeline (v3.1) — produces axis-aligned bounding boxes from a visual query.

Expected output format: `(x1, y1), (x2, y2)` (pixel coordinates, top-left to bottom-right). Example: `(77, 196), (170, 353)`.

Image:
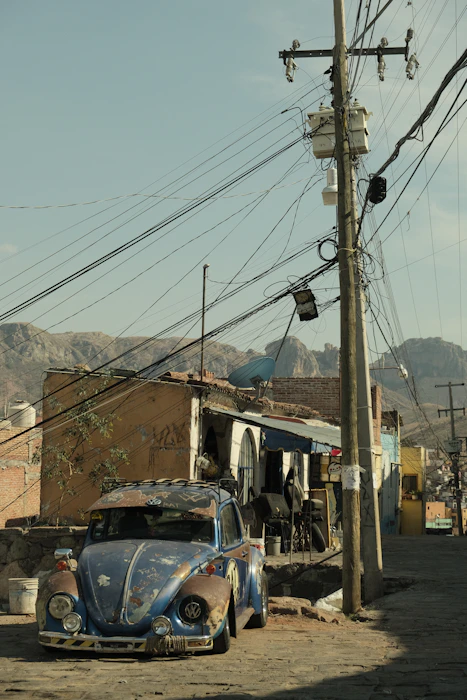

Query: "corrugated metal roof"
(206, 407), (341, 449)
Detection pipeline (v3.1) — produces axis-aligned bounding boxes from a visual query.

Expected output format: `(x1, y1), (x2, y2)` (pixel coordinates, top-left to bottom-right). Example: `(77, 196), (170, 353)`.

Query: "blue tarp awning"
(206, 407), (341, 450)
(263, 429), (311, 453)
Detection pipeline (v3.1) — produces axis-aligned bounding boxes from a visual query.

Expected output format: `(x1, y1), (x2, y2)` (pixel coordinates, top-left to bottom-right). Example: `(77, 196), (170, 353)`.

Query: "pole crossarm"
(435, 383), (465, 388)
(279, 47), (407, 61)
(438, 408), (466, 416)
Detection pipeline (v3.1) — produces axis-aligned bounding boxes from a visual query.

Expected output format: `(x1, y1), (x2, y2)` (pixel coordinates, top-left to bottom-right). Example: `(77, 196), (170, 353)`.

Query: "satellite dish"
(228, 357), (276, 389)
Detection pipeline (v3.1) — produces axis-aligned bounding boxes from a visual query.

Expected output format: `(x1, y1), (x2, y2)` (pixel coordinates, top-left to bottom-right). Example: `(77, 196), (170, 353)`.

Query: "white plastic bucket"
(265, 535), (281, 557)
(250, 538), (265, 557)
(8, 578), (39, 615)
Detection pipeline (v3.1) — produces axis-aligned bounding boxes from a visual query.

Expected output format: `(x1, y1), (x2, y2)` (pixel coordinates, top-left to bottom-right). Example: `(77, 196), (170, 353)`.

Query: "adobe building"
(40, 368), (342, 525)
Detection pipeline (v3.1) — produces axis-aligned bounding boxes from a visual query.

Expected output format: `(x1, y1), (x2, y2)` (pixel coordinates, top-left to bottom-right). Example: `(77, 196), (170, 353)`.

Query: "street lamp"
(292, 288), (319, 321)
(369, 364), (408, 379)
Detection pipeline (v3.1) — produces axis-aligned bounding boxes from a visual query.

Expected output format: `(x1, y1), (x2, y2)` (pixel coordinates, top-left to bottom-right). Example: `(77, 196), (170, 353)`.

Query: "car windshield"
(90, 507), (214, 544)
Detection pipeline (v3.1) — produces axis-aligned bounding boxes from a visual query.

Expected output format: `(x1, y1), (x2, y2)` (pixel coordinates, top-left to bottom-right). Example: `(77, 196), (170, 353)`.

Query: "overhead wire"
(0, 157), (326, 415)
(361, 79), (467, 250)
(0, 87), (328, 311)
(2, 270), (336, 478)
(0, 134), (306, 324)
(0, 119), (307, 309)
(2, 226), (339, 432)
(0, 78), (325, 271)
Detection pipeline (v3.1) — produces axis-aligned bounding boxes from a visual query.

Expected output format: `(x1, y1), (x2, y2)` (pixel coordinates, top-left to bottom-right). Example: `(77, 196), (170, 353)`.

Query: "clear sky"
(0, 1), (465, 376)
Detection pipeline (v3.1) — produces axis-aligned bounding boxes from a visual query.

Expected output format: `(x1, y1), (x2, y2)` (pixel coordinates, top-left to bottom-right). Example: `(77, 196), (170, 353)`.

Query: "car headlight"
(151, 616), (172, 637)
(62, 612), (82, 634)
(178, 596), (207, 625)
(48, 594), (74, 620)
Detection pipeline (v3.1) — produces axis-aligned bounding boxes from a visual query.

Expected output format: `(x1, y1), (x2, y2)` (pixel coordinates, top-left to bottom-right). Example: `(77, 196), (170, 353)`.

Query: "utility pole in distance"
(435, 381), (465, 535)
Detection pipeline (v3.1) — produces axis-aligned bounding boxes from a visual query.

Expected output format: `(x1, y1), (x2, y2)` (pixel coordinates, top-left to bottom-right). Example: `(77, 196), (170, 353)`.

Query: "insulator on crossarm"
(406, 53), (419, 80)
(378, 57), (386, 81)
(285, 56), (297, 82)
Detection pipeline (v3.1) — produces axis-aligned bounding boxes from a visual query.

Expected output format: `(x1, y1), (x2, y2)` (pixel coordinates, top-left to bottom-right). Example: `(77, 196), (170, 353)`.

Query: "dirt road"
(0, 536), (466, 699)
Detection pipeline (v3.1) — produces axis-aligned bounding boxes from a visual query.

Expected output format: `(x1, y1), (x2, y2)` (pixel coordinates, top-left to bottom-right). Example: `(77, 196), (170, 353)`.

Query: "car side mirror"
(55, 548), (73, 560)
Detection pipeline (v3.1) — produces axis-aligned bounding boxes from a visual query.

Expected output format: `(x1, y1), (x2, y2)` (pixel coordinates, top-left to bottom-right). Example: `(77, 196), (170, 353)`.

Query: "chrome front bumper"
(38, 631), (213, 654)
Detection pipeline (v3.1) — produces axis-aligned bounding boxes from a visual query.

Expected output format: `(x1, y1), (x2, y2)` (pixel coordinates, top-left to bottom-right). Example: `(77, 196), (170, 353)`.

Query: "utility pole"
(435, 381), (465, 535)
(200, 263), (210, 382)
(333, 0), (361, 614)
(352, 169), (383, 603)
(277, 0), (413, 613)
(198, 263), (210, 461)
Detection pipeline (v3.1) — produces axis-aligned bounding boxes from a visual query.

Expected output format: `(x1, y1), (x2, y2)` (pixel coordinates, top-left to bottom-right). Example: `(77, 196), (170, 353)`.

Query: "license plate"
(95, 641), (134, 651)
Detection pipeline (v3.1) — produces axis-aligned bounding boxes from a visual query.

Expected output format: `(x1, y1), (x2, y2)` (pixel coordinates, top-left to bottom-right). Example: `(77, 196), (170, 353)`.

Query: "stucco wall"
(400, 499), (424, 536)
(380, 432), (400, 535)
(41, 374), (196, 524)
(229, 420), (261, 487)
(401, 446), (426, 492)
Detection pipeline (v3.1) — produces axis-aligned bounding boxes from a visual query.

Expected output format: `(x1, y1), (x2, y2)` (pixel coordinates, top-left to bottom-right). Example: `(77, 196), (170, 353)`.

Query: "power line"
(0, 120), (306, 307)
(0, 257), (338, 450)
(362, 83), (467, 249)
(0, 135), (305, 325)
(0, 79), (324, 275)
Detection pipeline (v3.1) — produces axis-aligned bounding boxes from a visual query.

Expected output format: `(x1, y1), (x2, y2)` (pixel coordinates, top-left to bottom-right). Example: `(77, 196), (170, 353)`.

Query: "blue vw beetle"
(37, 479), (268, 655)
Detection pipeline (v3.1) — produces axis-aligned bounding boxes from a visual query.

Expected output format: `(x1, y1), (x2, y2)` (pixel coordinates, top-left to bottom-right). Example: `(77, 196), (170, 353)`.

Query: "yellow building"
(400, 446), (426, 535)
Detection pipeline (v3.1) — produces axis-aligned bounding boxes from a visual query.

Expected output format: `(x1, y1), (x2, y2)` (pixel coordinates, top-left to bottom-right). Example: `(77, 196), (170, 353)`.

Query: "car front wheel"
(212, 613), (231, 654)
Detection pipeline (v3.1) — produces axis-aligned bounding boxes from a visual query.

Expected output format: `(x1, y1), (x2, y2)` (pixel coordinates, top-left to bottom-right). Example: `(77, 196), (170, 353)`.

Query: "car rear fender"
(249, 545), (265, 615)
(176, 574), (232, 637)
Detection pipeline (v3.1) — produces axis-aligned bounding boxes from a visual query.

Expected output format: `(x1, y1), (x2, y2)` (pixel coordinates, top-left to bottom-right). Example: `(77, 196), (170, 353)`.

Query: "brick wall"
(271, 378), (382, 446)
(271, 378), (341, 420)
(0, 427), (42, 528)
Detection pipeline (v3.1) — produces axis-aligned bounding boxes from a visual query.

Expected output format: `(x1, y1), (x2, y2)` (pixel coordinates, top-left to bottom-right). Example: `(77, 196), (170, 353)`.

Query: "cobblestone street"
(1, 536), (466, 699)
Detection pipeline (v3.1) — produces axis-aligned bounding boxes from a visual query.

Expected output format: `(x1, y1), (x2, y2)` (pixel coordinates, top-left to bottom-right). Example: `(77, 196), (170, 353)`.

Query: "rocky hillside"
(1, 323), (466, 446)
(0, 326), (343, 408)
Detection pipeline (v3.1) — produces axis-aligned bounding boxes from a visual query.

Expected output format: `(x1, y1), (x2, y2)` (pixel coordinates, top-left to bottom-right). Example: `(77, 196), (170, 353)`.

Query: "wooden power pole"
(333, 0), (361, 614)
(278, 0), (409, 612)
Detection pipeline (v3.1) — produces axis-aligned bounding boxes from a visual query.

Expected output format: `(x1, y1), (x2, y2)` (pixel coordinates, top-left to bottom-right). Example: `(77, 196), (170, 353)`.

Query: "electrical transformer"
(307, 101), (371, 159)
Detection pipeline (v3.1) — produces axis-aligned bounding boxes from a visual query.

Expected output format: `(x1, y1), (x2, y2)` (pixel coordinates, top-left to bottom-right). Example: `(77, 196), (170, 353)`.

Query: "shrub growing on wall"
(33, 373), (129, 524)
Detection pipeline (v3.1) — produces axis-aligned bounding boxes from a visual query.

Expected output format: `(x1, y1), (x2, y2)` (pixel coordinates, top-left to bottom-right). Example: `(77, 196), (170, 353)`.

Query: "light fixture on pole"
(292, 288), (319, 321)
(398, 364), (408, 380)
(322, 168), (338, 206)
(369, 363), (408, 379)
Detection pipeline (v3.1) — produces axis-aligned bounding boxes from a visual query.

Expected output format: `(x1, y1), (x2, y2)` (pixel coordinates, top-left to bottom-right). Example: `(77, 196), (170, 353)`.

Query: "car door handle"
(241, 550), (249, 557)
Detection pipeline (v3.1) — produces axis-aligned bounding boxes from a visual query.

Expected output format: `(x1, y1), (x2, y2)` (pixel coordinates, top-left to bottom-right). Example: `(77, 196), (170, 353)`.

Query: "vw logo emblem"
(146, 497), (162, 506)
(184, 601), (202, 621)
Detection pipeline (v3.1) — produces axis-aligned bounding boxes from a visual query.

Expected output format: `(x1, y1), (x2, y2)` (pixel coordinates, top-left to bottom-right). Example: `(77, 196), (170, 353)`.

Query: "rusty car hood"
(78, 539), (215, 636)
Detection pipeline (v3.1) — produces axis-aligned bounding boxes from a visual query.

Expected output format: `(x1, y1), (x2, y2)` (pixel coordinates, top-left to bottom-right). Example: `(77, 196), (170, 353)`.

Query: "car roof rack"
(102, 477), (222, 493)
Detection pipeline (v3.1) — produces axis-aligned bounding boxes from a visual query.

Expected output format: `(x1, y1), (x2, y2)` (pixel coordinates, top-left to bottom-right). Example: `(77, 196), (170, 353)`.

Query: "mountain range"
(1, 322), (467, 446)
